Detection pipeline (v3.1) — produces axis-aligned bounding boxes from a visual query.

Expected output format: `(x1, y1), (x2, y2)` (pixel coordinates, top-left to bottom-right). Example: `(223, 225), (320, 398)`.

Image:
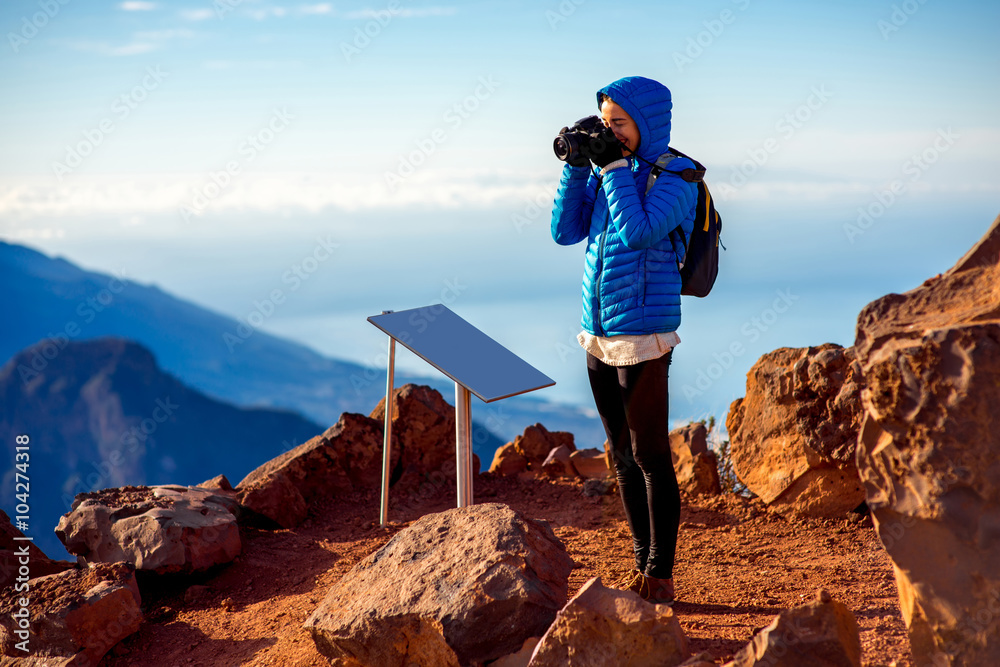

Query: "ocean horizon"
(11, 192), (995, 434)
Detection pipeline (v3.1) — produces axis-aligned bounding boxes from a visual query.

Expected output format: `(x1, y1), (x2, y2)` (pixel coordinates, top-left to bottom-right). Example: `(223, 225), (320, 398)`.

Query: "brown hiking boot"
(615, 569), (645, 594)
(642, 575), (675, 605)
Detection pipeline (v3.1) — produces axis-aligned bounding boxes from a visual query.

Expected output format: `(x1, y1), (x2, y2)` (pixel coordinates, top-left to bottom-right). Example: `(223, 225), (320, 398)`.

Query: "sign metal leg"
(455, 383), (473, 508)
(379, 336), (396, 525)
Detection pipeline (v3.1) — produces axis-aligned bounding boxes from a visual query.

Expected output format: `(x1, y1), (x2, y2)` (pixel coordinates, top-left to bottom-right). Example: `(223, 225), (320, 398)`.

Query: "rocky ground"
(99, 473), (912, 667)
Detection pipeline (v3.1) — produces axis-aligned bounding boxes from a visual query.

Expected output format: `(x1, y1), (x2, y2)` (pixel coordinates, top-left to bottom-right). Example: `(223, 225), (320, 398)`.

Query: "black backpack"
(645, 148), (723, 297)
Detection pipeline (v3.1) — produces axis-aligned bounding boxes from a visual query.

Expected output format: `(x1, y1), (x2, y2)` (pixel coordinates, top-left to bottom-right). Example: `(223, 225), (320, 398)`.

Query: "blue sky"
(2, 0), (999, 422)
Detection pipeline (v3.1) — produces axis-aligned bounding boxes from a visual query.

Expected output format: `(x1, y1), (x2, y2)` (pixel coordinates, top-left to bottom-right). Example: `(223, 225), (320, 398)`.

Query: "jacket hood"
(596, 76), (672, 163)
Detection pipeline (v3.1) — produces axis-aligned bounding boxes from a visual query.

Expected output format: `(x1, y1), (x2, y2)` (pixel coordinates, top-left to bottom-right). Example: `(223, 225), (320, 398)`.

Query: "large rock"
(304, 502), (574, 666)
(1, 510), (73, 590)
(853, 214), (1000, 666)
(55, 485), (241, 574)
(527, 576), (689, 666)
(490, 442), (529, 476)
(669, 423), (721, 496)
(490, 424), (576, 477)
(725, 589), (861, 667)
(237, 411), (384, 527)
(370, 384), (461, 483)
(0, 562), (142, 665)
(239, 387), (484, 526)
(726, 344), (865, 517)
(541, 444), (577, 478)
(569, 447), (610, 480)
(509, 423), (576, 467)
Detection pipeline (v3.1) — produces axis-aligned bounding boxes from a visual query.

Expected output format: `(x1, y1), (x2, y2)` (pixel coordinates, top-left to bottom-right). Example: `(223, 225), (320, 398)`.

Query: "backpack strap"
(645, 152), (679, 195)
(647, 148), (707, 191)
(646, 149), (704, 270)
(664, 146), (707, 181)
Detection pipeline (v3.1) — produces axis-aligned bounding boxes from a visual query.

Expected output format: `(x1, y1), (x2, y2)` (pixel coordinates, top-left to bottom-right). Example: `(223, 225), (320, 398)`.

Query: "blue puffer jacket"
(551, 76), (698, 337)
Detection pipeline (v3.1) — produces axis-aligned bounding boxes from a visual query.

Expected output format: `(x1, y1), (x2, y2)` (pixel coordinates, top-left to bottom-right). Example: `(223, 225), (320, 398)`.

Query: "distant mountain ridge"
(0, 240), (380, 421)
(0, 337), (326, 558)
(0, 240), (604, 448)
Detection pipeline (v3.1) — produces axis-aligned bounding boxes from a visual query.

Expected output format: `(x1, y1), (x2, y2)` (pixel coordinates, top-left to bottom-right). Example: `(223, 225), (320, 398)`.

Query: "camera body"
(553, 115), (621, 165)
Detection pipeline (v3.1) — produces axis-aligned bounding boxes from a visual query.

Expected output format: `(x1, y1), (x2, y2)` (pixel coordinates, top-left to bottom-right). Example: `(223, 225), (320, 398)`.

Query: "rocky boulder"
(569, 447), (610, 479)
(541, 444), (576, 478)
(236, 411), (384, 527)
(55, 485), (241, 575)
(0, 562), (142, 665)
(304, 502), (574, 666)
(669, 423), (721, 496)
(489, 424), (576, 478)
(726, 344), (865, 517)
(370, 384), (475, 484)
(510, 423), (576, 468)
(724, 589), (861, 667)
(528, 576), (689, 666)
(489, 442), (529, 476)
(853, 214), (1000, 666)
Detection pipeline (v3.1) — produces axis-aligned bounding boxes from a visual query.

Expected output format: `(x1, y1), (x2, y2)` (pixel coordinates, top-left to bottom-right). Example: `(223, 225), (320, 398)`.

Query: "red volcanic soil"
(101, 474), (911, 666)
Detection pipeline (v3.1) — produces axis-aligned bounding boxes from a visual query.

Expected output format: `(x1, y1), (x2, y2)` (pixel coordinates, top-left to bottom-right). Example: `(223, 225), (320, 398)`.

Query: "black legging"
(586, 349), (681, 579)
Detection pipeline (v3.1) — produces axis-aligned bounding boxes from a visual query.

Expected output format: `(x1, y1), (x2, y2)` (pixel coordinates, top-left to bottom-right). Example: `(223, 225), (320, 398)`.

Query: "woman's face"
(600, 98), (640, 156)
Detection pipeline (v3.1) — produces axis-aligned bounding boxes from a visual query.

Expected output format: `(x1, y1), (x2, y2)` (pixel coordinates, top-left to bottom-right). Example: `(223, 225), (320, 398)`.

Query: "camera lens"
(553, 135), (574, 162)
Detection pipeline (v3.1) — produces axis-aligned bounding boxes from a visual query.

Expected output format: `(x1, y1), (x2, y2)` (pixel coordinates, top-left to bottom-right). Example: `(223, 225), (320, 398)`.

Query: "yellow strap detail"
(702, 189), (711, 232)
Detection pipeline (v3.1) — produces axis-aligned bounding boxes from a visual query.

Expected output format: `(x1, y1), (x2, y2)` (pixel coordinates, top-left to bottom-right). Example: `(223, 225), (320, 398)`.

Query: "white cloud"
(343, 6), (458, 19)
(1, 227), (66, 241)
(64, 28), (195, 56)
(397, 6), (458, 18)
(120, 1), (158, 10)
(2, 169), (996, 223)
(66, 40), (159, 56)
(202, 58), (300, 70)
(0, 171), (551, 220)
(200, 3), (454, 21)
(180, 8), (215, 21)
(248, 6), (288, 20)
(134, 29), (196, 40)
(300, 3), (333, 15)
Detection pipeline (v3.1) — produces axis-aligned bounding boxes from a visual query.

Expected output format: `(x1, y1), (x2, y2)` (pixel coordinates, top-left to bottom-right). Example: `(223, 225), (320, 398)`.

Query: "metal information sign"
(368, 304), (555, 523)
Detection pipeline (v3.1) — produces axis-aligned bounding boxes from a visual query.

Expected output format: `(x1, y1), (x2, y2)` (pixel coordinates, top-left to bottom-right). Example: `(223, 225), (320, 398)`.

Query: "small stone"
(197, 474), (234, 491)
(669, 423), (722, 496)
(529, 577), (689, 666)
(582, 478), (616, 497)
(726, 591), (861, 667)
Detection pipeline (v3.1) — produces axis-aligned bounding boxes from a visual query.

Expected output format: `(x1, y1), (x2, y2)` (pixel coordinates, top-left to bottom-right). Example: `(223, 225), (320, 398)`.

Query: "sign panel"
(368, 305), (555, 402)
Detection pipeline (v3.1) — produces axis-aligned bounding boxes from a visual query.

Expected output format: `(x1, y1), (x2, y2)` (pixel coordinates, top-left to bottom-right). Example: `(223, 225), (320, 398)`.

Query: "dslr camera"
(553, 115), (621, 165)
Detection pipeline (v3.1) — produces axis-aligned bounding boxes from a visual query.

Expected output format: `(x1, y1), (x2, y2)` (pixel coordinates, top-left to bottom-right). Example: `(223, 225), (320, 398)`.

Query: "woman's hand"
(585, 133), (624, 168)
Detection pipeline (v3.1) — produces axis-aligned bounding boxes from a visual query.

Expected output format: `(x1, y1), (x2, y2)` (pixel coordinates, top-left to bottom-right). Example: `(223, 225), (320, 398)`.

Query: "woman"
(550, 76), (698, 604)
